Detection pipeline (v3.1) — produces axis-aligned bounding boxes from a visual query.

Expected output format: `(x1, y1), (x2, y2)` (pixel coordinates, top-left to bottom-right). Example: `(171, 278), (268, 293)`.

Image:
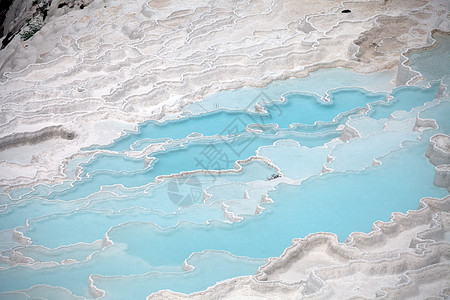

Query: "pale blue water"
(369, 83), (439, 119)
(408, 33), (450, 87)
(88, 88), (386, 152)
(106, 135), (447, 266)
(184, 68), (395, 113)
(39, 84), (433, 202)
(0, 35), (449, 299)
(91, 251), (267, 300)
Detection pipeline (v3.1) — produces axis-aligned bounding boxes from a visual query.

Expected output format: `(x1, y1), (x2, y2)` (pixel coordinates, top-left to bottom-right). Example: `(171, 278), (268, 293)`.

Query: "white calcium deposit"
(0, 0), (449, 299)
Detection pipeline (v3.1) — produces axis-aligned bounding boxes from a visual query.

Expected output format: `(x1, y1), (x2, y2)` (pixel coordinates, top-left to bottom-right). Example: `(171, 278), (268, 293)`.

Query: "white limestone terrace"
(0, 0), (450, 299)
(0, 0), (448, 189)
(153, 195), (450, 299)
(426, 134), (450, 191)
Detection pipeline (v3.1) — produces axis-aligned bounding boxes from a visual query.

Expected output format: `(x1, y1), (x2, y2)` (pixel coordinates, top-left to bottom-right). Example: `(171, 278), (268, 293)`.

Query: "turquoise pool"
(0, 35), (449, 300)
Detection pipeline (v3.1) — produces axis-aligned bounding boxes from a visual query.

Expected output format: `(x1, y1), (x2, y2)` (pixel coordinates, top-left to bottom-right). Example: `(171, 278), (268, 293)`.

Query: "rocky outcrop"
(413, 113), (438, 133)
(426, 134), (450, 166)
(339, 121), (360, 142)
(0, 125), (75, 151)
(0, 0), (92, 49)
(426, 134), (450, 191)
(434, 164), (450, 191)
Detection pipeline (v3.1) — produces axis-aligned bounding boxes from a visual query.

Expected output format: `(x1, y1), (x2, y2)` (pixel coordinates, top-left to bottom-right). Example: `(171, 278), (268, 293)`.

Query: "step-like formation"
(426, 133), (450, 191)
(0, 0), (448, 188)
(0, 0), (449, 299)
(150, 195), (450, 299)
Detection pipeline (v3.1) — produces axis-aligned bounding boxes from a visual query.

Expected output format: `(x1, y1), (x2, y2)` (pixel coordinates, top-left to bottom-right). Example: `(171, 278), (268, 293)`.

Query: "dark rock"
(0, 126), (77, 151)
(1, 31), (14, 49)
(0, 0), (14, 37)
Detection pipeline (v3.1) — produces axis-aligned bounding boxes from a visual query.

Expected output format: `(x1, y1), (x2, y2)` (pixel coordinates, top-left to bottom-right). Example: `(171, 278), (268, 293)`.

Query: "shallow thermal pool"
(0, 35), (449, 299)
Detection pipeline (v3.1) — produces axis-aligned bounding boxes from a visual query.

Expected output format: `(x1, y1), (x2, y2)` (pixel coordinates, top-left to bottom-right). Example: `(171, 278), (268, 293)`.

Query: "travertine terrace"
(0, 0), (449, 299)
(0, 0), (448, 187)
